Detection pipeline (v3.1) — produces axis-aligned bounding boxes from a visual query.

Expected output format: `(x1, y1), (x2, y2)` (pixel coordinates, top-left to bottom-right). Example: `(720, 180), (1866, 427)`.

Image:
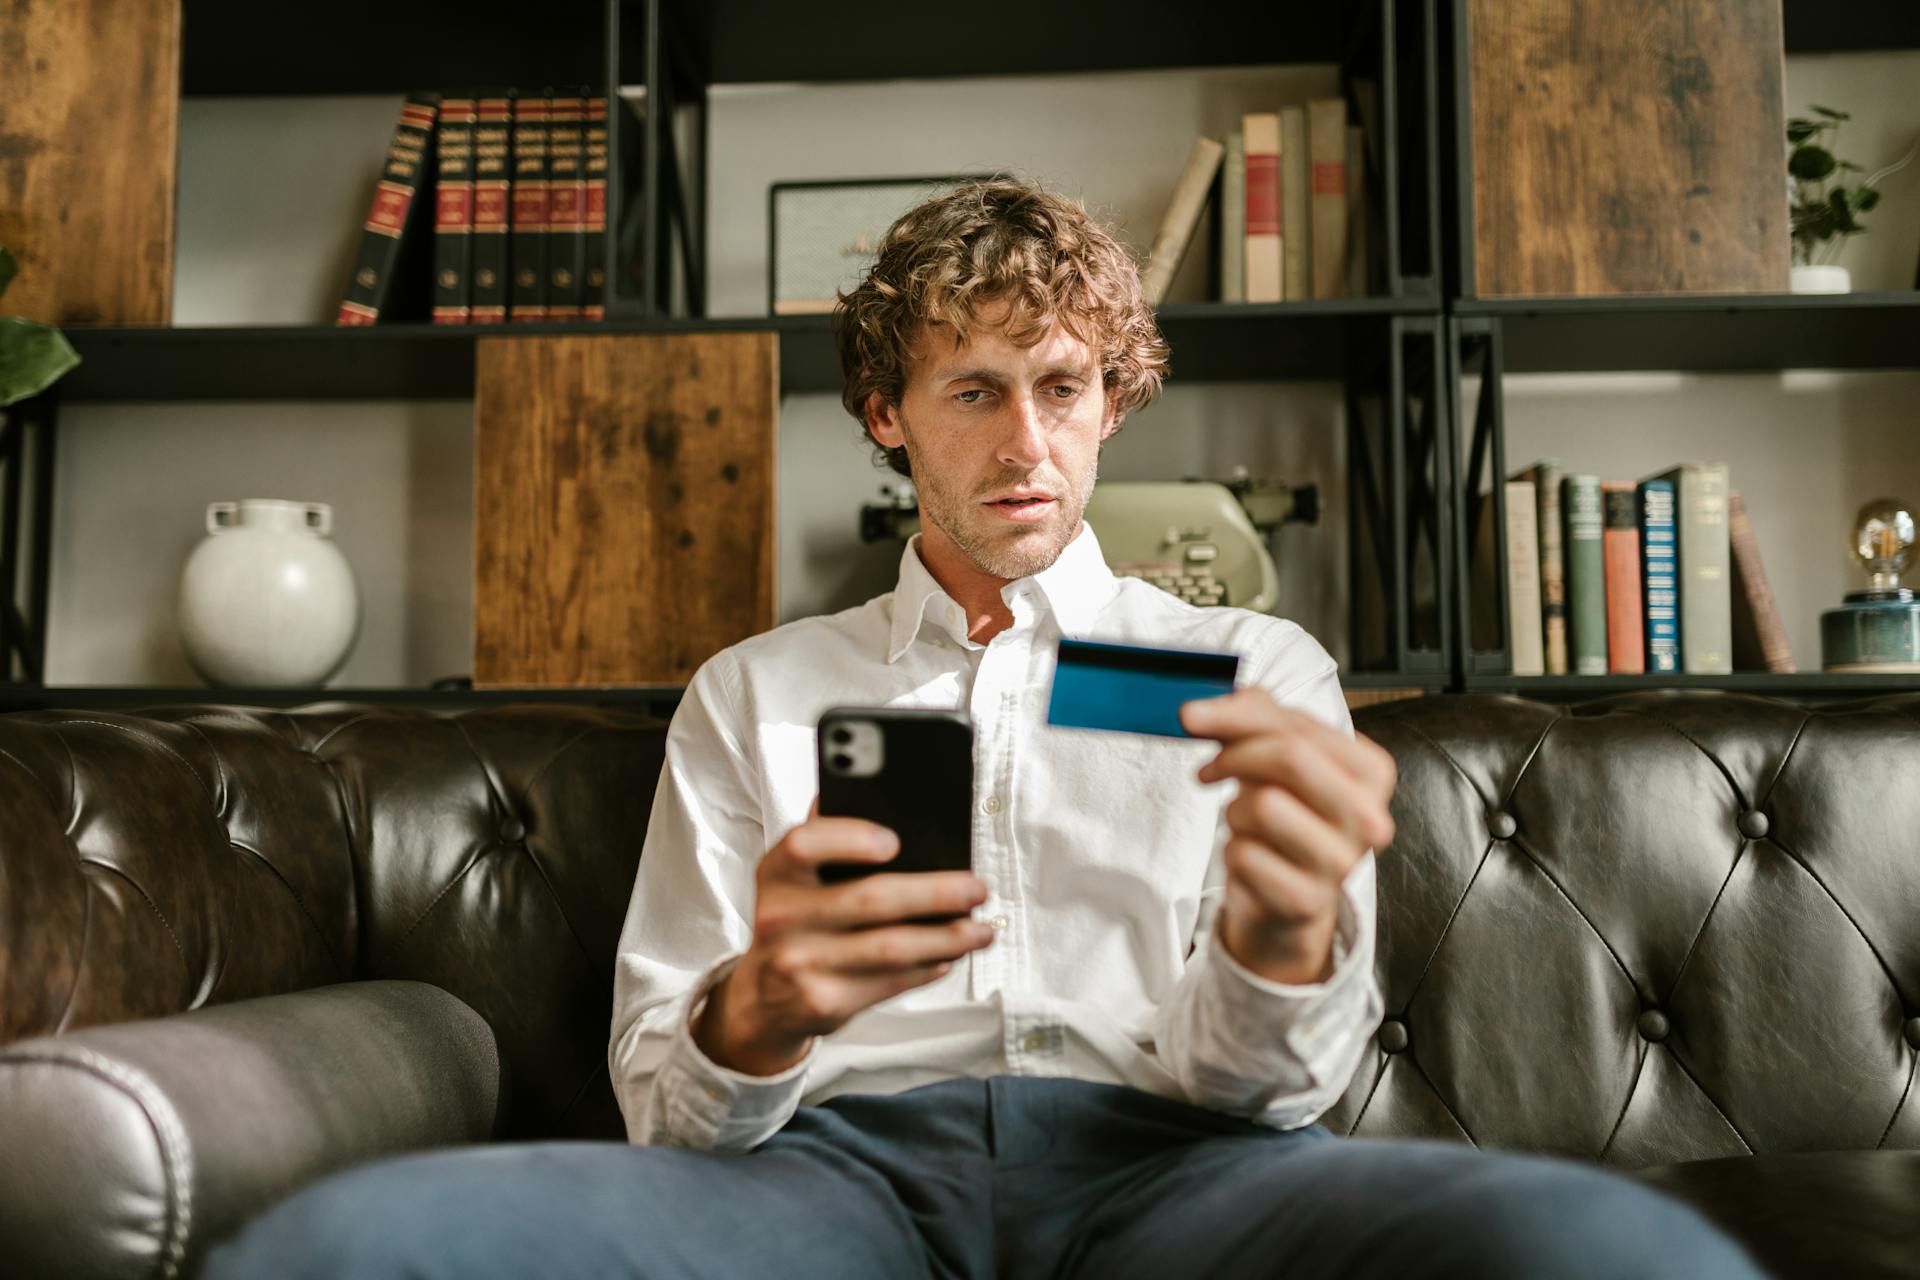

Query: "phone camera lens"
(830, 752), (854, 772)
(830, 726), (854, 746)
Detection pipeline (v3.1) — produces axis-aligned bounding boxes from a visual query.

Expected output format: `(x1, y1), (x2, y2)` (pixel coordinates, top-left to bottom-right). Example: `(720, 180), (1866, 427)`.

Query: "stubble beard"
(898, 414), (1098, 582)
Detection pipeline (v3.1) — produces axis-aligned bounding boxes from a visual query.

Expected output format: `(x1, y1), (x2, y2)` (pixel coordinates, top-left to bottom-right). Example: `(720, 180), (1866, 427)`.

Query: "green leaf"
(1792, 202), (1837, 242)
(0, 246), (15, 303)
(1787, 122), (1819, 144)
(1811, 104), (1850, 121)
(0, 316), (81, 407)
(1827, 188), (1862, 234)
(1836, 160), (1864, 171)
(1789, 146), (1836, 180)
(1855, 186), (1882, 212)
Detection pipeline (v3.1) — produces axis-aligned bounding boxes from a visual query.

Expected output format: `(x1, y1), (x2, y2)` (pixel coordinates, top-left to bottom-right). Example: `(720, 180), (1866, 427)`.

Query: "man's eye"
(954, 390), (988, 404)
(1050, 384), (1080, 399)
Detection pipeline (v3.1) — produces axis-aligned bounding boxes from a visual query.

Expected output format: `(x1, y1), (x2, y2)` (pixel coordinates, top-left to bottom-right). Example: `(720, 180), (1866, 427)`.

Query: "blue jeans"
(205, 1075), (1763, 1279)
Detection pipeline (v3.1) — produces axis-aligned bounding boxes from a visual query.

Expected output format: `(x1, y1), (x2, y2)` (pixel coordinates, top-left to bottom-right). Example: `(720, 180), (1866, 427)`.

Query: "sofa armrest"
(0, 979), (501, 1280)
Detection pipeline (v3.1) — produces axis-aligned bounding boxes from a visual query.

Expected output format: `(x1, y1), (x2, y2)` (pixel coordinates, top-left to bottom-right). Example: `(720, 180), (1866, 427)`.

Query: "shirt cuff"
(652, 953), (813, 1150)
(1204, 884), (1374, 1079)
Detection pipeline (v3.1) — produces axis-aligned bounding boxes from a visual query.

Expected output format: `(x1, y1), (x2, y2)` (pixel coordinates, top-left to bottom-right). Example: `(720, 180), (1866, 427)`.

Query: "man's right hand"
(693, 808), (995, 1077)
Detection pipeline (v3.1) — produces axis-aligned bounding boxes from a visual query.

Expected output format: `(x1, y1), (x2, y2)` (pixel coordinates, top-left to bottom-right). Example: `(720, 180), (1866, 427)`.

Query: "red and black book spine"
(337, 92), (440, 325)
(583, 92), (608, 321)
(431, 94), (477, 324)
(545, 89), (588, 321)
(469, 90), (514, 323)
(509, 89), (551, 322)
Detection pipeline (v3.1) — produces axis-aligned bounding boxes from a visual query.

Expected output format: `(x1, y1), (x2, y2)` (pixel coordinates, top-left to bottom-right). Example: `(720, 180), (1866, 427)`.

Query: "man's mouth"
(984, 494), (1057, 523)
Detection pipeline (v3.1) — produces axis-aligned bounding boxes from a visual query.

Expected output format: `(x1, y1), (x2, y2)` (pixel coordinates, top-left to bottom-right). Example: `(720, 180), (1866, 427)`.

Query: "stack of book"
(1138, 96), (1373, 307)
(336, 88), (610, 326)
(1478, 461), (1794, 677)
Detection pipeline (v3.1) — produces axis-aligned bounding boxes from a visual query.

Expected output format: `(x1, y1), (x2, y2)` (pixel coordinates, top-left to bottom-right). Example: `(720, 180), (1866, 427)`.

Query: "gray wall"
(42, 54), (1920, 685)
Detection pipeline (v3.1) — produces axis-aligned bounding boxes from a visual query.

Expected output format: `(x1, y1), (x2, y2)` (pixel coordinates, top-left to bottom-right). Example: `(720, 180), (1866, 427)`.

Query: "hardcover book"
(1601, 481), (1645, 674)
(431, 94), (477, 324)
(1728, 489), (1795, 672)
(1513, 459), (1568, 674)
(546, 89), (588, 321)
(1637, 477), (1681, 673)
(337, 92), (439, 325)
(583, 93), (609, 320)
(1219, 131), (1245, 303)
(1561, 474), (1608, 675)
(469, 90), (514, 324)
(1279, 105), (1310, 302)
(1140, 135), (1224, 306)
(1652, 462), (1733, 674)
(1307, 97), (1348, 299)
(510, 90), (552, 322)
(1241, 113), (1281, 302)
(1505, 480), (1545, 676)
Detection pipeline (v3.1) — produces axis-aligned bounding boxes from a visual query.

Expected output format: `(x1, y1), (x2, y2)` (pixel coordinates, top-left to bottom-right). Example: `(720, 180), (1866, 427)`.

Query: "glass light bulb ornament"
(1821, 497), (1920, 673)
(177, 499), (362, 687)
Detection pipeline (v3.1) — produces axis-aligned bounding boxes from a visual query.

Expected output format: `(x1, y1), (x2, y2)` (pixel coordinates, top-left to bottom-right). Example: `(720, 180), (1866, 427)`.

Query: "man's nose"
(997, 396), (1049, 468)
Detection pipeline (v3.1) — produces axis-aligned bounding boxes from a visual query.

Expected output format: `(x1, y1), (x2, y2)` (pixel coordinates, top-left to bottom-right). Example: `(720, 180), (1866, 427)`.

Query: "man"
(208, 178), (1761, 1278)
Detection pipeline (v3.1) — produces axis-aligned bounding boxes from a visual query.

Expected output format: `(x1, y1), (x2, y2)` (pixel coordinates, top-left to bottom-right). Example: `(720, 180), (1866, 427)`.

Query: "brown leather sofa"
(1, 692), (1915, 1278)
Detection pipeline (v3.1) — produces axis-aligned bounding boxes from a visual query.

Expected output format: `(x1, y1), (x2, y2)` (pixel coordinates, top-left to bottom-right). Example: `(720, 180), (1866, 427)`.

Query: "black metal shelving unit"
(1436, 1), (1920, 703)
(16, 0), (1454, 704)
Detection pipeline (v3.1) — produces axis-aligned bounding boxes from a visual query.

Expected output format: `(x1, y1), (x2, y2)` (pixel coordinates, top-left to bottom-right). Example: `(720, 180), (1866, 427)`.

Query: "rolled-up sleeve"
(1150, 654), (1384, 1129)
(608, 651), (814, 1151)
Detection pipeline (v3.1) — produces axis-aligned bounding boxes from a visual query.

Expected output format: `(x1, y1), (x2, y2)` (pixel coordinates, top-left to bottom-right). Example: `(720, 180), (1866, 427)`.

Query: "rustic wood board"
(473, 332), (778, 686)
(0, 0), (179, 323)
(1468, 0), (1789, 296)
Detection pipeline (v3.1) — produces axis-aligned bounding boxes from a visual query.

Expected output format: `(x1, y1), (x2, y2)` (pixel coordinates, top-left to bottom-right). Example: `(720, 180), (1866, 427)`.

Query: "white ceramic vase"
(1789, 263), (1851, 294)
(178, 499), (361, 687)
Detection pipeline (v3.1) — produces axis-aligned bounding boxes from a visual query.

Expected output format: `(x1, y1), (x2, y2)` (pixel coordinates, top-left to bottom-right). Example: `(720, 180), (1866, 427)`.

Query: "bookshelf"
(1439, 1), (1920, 701)
(8, 0), (1919, 708)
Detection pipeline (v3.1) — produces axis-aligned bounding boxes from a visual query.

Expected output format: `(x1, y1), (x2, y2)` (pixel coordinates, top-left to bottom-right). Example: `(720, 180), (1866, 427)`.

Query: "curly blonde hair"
(834, 177), (1171, 478)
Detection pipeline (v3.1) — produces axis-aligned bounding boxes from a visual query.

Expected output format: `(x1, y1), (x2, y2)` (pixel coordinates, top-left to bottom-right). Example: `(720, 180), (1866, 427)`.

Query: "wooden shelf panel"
(1456, 292), (1920, 374)
(58, 302), (1434, 401)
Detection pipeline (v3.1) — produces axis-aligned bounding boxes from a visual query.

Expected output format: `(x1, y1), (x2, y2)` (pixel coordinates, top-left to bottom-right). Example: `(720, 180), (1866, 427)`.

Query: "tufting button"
(1638, 1009), (1670, 1043)
(1906, 1017), (1920, 1051)
(1488, 811), (1517, 840)
(1738, 810), (1770, 840)
(500, 817), (527, 844)
(1378, 1019), (1409, 1053)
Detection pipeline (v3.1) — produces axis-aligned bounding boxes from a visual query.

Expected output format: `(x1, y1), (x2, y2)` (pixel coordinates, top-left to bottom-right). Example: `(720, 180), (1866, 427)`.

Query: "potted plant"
(1787, 107), (1914, 293)
(0, 245), (81, 416)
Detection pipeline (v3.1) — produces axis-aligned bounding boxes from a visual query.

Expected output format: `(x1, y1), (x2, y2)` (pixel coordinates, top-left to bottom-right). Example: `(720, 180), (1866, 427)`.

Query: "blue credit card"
(1045, 638), (1240, 738)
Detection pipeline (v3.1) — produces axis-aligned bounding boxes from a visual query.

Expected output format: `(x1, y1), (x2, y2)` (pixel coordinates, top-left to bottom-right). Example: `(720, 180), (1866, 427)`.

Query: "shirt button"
(983, 795), (1001, 815)
(990, 915), (1009, 931)
(702, 1083), (726, 1103)
(1021, 1030), (1048, 1053)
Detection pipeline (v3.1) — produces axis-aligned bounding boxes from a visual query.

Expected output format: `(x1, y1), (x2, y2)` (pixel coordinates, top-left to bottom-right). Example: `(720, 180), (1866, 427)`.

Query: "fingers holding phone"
(693, 708), (989, 1077)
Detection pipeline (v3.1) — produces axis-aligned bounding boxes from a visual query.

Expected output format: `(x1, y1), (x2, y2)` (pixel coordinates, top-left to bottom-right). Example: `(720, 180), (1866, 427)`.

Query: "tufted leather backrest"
(0, 704), (664, 1139)
(3, 693), (1917, 1162)
(1330, 691), (1920, 1166)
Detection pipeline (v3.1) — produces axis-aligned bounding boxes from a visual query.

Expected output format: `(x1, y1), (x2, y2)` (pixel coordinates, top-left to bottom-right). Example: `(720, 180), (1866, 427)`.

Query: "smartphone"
(815, 707), (974, 891)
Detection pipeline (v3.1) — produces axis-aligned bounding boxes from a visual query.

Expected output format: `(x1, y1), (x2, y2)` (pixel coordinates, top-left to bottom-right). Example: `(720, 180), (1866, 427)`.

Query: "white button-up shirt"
(610, 523), (1382, 1152)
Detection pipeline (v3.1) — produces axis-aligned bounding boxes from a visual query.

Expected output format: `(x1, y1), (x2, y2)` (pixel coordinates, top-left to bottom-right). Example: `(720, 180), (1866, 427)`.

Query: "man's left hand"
(1180, 688), (1397, 986)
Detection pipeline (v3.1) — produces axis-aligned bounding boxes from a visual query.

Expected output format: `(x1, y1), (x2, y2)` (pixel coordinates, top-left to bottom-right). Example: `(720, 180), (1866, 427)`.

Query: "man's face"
(866, 304), (1119, 582)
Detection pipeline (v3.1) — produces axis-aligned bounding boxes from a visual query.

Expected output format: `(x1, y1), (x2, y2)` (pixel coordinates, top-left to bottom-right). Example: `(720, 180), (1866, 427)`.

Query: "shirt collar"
(886, 520), (1118, 663)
